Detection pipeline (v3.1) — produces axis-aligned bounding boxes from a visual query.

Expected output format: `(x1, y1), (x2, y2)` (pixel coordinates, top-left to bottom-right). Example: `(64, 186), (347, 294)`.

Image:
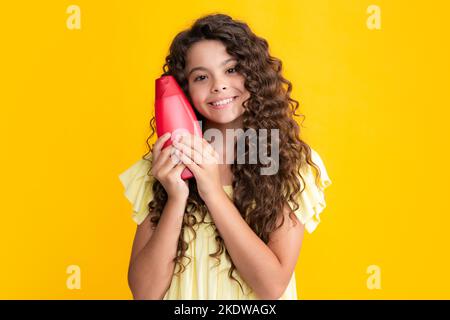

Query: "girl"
(119, 13), (331, 300)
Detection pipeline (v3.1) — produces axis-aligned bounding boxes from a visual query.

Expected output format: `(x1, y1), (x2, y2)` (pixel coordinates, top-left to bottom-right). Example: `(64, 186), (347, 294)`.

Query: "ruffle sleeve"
(118, 156), (155, 225)
(288, 148), (332, 234)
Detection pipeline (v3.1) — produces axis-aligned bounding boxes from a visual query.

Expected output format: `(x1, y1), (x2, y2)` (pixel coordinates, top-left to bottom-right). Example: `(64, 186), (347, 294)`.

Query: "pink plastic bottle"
(155, 75), (203, 180)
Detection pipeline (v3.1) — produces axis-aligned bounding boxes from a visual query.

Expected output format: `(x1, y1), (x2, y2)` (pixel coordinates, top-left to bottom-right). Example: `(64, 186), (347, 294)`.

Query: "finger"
(157, 147), (180, 177)
(173, 161), (187, 177)
(152, 145), (174, 173)
(166, 147), (182, 167)
(152, 132), (172, 161)
(171, 162), (190, 184)
(169, 150), (182, 166)
(202, 140), (219, 162)
(172, 139), (203, 165)
(174, 133), (218, 165)
(200, 136), (218, 161)
(175, 148), (200, 176)
(202, 135), (221, 160)
(177, 133), (211, 160)
(197, 137), (219, 164)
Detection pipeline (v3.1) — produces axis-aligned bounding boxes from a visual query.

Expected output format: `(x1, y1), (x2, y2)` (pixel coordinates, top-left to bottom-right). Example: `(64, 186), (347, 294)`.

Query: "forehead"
(185, 40), (233, 69)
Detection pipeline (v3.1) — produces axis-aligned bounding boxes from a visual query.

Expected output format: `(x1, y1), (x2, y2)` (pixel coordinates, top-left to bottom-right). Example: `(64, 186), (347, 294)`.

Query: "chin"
(204, 114), (233, 124)
(203, 108), (243, 124)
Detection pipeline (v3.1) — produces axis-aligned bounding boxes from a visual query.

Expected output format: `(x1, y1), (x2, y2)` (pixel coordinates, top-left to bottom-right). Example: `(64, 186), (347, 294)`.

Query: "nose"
(211, 79), (228, 93)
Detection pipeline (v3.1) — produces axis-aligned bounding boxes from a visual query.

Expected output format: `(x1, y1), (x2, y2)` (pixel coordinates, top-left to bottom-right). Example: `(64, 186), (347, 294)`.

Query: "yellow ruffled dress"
(118, 148), (331, 300)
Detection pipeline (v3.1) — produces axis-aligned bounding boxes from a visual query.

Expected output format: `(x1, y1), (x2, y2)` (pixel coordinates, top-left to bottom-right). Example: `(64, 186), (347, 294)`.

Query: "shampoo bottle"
(155, 75), (203, 180)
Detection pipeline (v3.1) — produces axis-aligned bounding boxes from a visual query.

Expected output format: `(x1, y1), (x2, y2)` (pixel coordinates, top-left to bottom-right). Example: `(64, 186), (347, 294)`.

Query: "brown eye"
(227, 67), (236, 74)
(194, 75), (207, 82)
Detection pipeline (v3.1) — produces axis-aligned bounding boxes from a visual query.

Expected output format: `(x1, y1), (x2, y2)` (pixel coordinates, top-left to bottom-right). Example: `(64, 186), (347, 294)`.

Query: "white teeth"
(209, 97), (235, 106)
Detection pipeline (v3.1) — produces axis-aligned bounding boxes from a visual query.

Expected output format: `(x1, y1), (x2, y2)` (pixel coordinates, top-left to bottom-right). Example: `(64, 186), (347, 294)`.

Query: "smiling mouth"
(208, 96), (238, 108)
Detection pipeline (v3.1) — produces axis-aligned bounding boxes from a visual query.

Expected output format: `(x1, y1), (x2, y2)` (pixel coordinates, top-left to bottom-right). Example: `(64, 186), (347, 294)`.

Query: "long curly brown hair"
(142, 13), (323, 295)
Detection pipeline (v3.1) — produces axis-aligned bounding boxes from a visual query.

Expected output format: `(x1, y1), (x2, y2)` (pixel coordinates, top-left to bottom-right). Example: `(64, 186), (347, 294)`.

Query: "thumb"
(175, 164), (190, 187)
(174, 162), (187, 177)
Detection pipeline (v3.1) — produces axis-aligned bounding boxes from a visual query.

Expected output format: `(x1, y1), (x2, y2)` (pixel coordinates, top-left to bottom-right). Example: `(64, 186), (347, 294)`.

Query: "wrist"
(167, 194), (188, 206)
(165, 196), (188, 218)
(202, 187), (228, 207)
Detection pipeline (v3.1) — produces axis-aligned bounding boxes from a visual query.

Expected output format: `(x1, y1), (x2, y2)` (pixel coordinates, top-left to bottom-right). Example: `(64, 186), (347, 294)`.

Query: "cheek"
(188, 86), (207, 106)
(235, 80), (250, 106)
(234, 77), (249, 98)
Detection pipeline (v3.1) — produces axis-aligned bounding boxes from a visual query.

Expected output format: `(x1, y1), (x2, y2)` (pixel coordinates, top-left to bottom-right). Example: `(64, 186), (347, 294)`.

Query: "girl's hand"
(172, 133), (223, 201)
(150, 132), (189, 201)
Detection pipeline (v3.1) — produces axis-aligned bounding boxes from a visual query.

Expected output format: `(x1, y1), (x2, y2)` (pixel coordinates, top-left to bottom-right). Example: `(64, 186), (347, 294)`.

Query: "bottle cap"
(155, 75), (182, 99)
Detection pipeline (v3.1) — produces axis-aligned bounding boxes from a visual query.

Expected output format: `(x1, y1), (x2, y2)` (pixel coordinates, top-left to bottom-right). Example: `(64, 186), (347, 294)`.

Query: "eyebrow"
(187, 58), (237, 77)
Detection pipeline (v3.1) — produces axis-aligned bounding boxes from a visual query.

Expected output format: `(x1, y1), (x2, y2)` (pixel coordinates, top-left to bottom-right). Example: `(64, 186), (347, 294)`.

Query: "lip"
(208, 96), (238, 109)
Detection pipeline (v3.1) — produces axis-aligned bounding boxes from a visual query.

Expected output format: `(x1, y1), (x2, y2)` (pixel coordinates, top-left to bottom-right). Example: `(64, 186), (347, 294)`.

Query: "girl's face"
(185, 40), (250, 125)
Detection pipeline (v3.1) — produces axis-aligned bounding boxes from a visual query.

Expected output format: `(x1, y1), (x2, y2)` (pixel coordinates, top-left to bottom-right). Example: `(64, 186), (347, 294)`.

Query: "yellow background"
(1, 0), (449, 299)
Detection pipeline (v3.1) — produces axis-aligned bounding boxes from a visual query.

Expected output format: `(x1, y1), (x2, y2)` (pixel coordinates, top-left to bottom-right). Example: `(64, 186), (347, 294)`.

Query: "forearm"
(203, 191), (284, 299)
(128, 197), (187, 299)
